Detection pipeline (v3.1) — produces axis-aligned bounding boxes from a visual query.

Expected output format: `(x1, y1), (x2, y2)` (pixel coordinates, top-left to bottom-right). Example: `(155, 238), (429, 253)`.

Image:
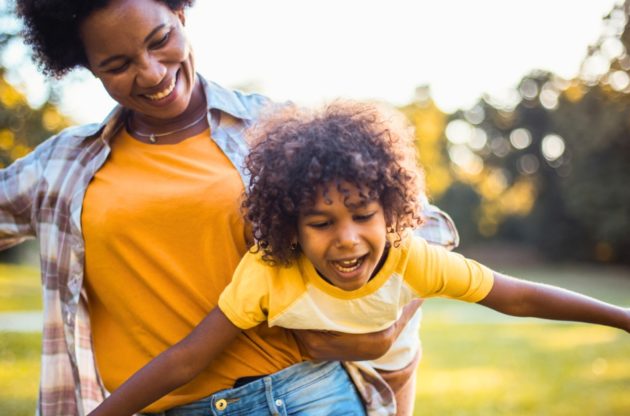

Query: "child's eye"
(354, 212), (375, 222)
(150, 31), (171, 49)
(308, 221), (331, 229)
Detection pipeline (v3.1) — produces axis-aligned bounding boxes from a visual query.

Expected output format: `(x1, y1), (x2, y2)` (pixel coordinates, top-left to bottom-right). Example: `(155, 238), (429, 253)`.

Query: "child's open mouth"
(331, 255), (367, 273)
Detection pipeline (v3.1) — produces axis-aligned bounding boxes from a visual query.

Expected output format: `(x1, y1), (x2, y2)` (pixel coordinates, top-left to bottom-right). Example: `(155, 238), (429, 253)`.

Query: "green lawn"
(415, 264), (630, 415)
(0, 263), (41, 311)
(0, 332), (40, 416)
(1, 262), (629, 415)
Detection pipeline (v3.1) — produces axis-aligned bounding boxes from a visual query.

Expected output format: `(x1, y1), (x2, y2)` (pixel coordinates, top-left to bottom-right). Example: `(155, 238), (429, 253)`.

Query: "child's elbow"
(163, 351), (206, 388)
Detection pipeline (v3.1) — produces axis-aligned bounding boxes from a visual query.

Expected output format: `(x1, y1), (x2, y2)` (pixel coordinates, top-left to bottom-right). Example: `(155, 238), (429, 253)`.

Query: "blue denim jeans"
(142, 361), (366, 416)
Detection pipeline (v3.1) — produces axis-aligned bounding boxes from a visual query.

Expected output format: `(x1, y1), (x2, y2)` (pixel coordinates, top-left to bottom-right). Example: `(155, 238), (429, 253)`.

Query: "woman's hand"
(292, 298), (424, 361)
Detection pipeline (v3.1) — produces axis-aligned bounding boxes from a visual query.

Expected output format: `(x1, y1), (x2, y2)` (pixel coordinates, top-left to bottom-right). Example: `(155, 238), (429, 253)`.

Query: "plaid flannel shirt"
(0, 76), (458, 416)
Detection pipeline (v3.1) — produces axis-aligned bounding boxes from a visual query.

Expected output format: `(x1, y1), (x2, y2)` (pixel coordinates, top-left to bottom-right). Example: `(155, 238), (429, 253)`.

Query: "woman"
(3, 0), (458, 415)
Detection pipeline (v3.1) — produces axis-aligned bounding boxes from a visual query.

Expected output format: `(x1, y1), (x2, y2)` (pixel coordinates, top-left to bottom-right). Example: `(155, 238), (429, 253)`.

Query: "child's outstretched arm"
(88, 307), (241, 416)
(478, 272), (630, 332)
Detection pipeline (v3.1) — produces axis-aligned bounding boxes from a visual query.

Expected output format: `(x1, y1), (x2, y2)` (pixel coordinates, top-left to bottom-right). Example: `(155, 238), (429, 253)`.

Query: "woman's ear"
(176, 8), (186, 25)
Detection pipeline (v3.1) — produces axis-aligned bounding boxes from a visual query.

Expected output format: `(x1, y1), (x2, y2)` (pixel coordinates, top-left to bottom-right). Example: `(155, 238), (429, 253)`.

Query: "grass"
(0, 332), (40, 416)
(0, 263), (41, 311)
(414, 263), (630, 415)
(1, 261), (629, 415)
(0, 263), (42, 415)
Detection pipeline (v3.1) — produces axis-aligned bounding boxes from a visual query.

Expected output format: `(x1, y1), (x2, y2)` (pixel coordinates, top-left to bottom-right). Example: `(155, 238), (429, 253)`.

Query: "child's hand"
(292, 299), (423, 361)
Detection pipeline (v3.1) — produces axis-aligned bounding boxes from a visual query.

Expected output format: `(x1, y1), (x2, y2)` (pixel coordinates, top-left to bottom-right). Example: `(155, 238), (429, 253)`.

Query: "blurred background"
(0, 0), (629, 414)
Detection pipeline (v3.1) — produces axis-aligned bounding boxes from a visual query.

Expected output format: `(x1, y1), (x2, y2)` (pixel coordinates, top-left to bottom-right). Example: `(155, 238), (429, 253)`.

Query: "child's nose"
(335, 226), (360, 248)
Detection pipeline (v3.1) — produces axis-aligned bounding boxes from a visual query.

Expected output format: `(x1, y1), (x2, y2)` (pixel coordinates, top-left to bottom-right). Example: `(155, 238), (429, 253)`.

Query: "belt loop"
(263, 377), (279, 415)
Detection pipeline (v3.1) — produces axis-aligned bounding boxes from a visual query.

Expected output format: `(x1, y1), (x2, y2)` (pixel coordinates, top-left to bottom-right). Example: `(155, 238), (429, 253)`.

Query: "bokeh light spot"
(609, 70), (630, 91)
(519, 79), (539, 100)
(541, 134), (565, 161)
(517, 154), (540, 175)
(469, 128), (488, 151)
(509, 128), (532, 150)
(464, 105), (485, 125)
(445, 119), (473, 144)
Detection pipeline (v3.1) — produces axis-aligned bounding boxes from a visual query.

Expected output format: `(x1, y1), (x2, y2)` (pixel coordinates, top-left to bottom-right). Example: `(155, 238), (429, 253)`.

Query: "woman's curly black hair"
(244, 101), (425, 266)
(16, 0), (195, 77)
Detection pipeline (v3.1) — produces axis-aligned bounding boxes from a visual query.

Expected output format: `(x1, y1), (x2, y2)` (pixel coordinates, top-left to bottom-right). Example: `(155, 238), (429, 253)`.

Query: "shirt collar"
(85, 73), (255, 143)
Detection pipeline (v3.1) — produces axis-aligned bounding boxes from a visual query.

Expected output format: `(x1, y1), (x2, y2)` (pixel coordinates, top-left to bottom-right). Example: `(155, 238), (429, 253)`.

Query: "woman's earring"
(290, 241), (298, 251)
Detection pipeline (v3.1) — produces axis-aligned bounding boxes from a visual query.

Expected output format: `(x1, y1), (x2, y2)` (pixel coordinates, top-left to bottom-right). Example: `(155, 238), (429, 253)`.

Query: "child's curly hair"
(16, 0), (194, 77)
(244, 101), (425, 266)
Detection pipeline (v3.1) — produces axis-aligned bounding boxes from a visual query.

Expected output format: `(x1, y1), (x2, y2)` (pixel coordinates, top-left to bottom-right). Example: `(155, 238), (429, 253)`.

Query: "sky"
(43, 0), (621, 123)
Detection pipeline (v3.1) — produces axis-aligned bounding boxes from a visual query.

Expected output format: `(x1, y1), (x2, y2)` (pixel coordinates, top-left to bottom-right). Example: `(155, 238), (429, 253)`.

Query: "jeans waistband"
(142, 361), (362, 416)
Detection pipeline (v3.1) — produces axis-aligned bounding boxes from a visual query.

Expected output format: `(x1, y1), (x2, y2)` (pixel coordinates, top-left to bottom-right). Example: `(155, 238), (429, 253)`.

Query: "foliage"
(0, 1), (71, 262)
(405, 2), (630, 262)
(399, 89), (453, 200)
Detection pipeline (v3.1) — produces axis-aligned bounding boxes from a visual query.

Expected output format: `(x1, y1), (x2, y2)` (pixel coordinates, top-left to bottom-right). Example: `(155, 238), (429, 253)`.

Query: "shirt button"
(275, 399), (284, 407)
(215, 398), (228, 410)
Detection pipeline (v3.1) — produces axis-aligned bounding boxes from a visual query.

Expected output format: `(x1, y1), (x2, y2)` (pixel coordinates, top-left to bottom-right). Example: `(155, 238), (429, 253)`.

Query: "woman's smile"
(142, 75), (176, 101)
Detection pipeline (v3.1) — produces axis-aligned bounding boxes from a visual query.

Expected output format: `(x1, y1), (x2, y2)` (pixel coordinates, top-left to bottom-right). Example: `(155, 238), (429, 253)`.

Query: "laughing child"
(89, 102), (630, 416)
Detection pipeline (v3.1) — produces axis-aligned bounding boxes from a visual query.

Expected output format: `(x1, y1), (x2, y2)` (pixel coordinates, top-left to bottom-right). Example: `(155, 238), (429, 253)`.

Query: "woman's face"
(79, 0), (196, 121)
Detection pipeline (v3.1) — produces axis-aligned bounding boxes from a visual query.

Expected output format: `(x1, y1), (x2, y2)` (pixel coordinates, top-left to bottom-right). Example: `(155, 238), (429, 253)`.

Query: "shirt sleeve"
(218, 251), (271, 329)
(0, 144), (48, 249)
(404, 237), (494, 302)
(413, 194), (460, 251)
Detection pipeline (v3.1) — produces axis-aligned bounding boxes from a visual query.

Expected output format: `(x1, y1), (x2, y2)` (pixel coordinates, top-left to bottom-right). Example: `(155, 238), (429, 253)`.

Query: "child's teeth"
(333, 257), (363, 272)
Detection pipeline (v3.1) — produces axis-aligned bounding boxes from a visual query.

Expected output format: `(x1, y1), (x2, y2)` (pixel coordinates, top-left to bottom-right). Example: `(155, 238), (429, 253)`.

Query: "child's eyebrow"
(301, 209), (327, 217)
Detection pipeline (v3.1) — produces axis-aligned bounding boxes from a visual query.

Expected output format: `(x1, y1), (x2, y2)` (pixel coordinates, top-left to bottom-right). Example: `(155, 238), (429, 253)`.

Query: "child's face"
(297, 182), (388, 291)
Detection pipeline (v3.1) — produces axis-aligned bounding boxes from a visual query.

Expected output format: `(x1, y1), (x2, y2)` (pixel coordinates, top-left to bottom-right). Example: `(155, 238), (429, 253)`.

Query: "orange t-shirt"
(82, 128), (303, 412)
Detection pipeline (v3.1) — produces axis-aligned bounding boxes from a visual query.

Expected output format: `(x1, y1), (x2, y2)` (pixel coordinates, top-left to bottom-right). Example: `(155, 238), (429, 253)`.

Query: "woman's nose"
(136, 55), (167, 88)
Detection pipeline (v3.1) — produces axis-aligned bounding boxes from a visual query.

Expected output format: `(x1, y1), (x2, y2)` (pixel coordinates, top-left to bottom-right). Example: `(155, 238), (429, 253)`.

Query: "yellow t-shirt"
(82, 129), (303, 412)
(219, 236), (494, 370)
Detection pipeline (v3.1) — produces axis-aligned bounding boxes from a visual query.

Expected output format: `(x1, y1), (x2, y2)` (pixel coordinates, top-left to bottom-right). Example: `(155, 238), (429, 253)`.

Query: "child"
(89, 102), (629, 416)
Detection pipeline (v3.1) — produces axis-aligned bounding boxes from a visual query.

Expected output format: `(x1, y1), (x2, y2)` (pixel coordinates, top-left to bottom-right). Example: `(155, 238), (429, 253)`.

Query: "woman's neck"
(127, 79), (209, 144)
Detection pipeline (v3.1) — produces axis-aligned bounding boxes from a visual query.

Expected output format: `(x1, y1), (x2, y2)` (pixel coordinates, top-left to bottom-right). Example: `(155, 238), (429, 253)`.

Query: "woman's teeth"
(145, 78), (176, 100)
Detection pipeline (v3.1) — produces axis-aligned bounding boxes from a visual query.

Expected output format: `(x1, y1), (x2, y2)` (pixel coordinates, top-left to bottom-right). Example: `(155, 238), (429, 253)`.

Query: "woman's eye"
(107, 62), (130, 74)
(150, 32), (170, 49)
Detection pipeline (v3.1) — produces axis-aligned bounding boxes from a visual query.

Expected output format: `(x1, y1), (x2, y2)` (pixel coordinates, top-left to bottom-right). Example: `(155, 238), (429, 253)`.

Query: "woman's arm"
(479, 272), (630, 332)
(293, 298), (424, 361)
(0, 146), (47, 249)
(89, 307), (241, 416)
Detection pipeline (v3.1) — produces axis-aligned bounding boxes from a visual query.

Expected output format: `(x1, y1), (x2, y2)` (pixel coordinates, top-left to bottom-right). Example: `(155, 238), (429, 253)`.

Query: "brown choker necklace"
(127, 111), (208, 144)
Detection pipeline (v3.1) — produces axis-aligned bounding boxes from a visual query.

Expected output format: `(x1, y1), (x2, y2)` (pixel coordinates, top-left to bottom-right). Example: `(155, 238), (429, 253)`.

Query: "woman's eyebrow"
(97, 24), (166, 68)
(143, 24), (166, 43)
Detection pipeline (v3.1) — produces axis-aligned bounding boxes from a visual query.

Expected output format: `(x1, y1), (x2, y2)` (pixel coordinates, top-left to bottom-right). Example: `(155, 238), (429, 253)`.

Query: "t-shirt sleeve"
(218, 251), (271, 329)
(404, 237), (494, 302)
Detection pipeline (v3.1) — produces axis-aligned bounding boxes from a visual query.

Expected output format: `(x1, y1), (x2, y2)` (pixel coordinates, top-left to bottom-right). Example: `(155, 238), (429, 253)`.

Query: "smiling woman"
(79, 0), (205, 136)
(3, 0), (461, 415)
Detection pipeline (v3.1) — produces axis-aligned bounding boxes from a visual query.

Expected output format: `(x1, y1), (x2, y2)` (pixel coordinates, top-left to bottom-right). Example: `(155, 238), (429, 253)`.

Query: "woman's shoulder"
(40, 122), (103, 153)
(199, 76), (277, 121)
